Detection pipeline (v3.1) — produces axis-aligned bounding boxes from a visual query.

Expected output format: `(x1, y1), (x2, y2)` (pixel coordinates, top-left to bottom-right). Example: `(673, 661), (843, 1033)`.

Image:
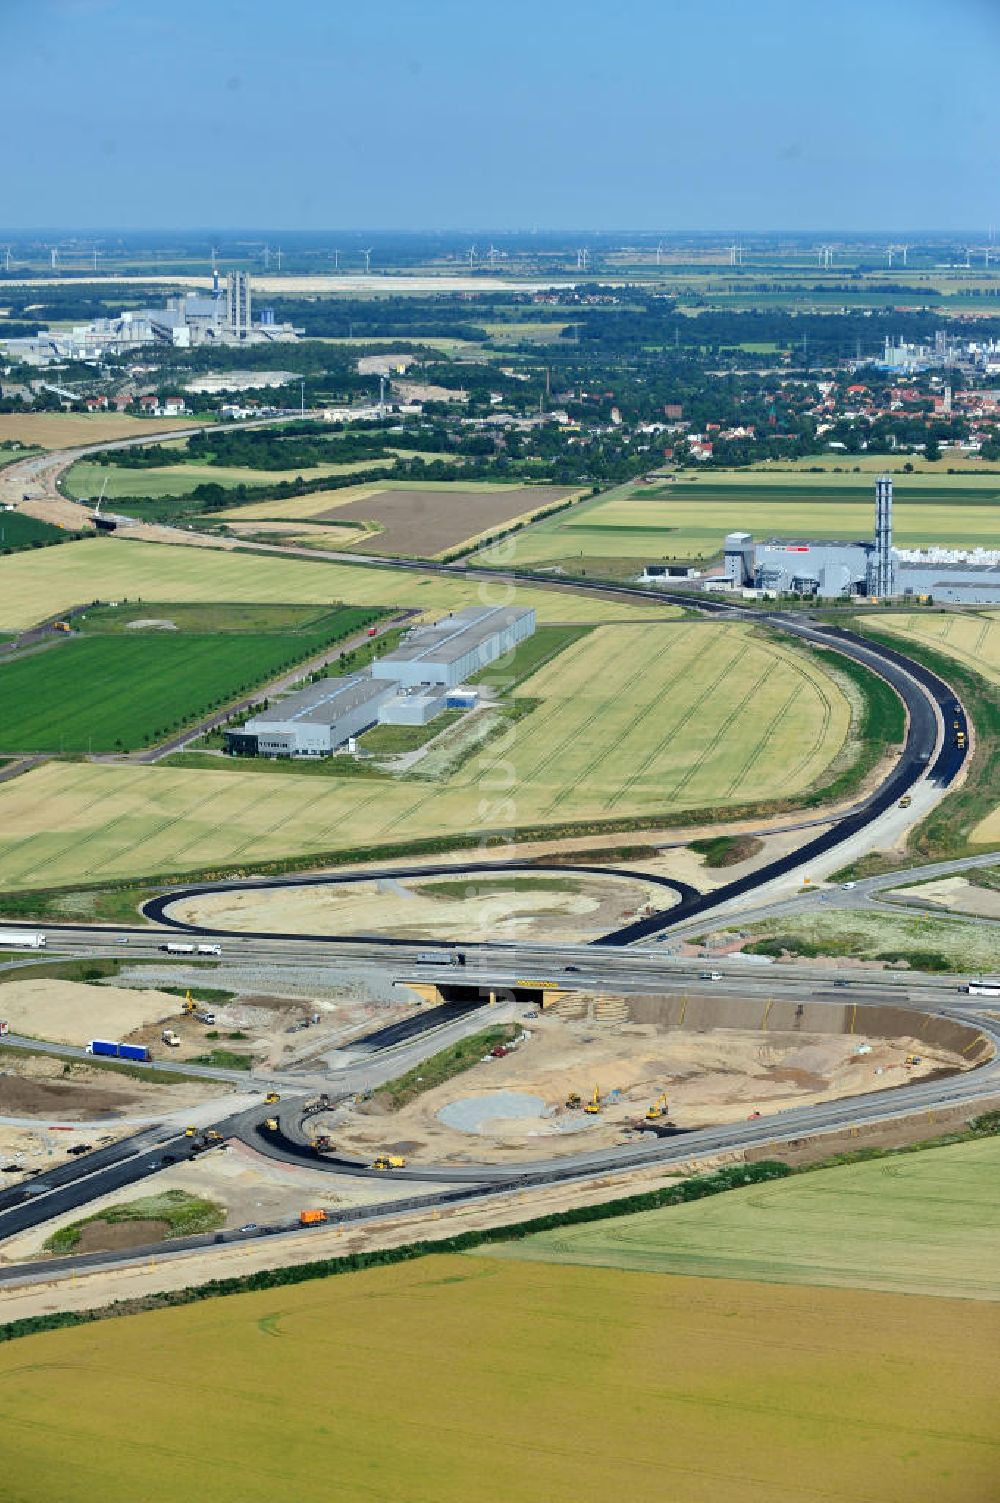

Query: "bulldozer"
(645, 1093), (669, 1121)
(583, 1085), (602, 1116)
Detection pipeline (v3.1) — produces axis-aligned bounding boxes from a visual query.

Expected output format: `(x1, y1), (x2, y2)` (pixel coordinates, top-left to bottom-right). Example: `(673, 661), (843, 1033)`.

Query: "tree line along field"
(63, 456), (391, 500)
(0, 621), (851, 889)
(488, 1135), (1000, 1300)
(499, 471), (1000, 570)
(0, 605), (378, 755)
(0, 538), (683, 634)
(0, 1252), (996, 1503)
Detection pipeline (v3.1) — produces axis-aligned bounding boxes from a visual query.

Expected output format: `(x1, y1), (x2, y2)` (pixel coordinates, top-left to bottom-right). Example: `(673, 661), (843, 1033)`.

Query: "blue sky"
(5, 0), (998, 231)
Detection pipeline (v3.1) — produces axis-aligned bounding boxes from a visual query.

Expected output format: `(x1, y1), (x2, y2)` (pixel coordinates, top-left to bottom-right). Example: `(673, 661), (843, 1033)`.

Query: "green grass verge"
(189, 1049), (253, 1071)
(738, 908), (1000, 972)
(355, 709), (464, 756)
(44, 1190), (225, 1255)
(416, 875), (585, 899)
(372, 1024), (520, 1111)
(689, 834), (763, 867)
(0, 882), (159, 926)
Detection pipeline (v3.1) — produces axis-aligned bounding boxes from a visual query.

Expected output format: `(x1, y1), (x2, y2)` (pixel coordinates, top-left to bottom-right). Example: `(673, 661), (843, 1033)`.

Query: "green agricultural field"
(1, 1254), (997, 1503)
(0, 620), (850, 888)
(0, 606), (376, 754)
(0, 538), (682, 633)
(736, 908), (1000, 972)
(63, 457), (389, 499)
(875, 610), (1000, 687)
(76, 600), (348, 634)
(490, 1136), (1000, 1300)
(504, 471), (1000, 570)
(0, 513), (72, 552)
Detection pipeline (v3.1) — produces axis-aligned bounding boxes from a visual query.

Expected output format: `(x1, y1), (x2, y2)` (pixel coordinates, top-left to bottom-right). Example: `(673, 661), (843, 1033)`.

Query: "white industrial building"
(372, 605), (536, 689)
(225, 606), (535, 758)
(2, 272), (300, 365)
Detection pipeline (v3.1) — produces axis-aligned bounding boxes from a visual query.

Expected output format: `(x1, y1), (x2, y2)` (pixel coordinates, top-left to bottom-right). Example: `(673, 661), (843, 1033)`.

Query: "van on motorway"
(699, 971), (722, 981)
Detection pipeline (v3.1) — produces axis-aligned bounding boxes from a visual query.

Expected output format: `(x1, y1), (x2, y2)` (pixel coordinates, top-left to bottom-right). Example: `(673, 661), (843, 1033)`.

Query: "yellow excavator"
(645, 1093), (669, 1121)
(565, 1091), (582, 1110)
(583, 1085), (602, 1115)
(182, 991), (197, 1016)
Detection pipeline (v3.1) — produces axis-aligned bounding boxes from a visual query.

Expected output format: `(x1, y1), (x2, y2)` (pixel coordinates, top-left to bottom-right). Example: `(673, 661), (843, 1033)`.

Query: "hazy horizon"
(6, 0), (998, 233)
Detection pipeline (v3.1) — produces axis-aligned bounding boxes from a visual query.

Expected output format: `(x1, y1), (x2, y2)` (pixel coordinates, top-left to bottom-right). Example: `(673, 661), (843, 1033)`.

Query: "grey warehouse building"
(225, 605), (536, 758)
(226, 674), (395, 758)
(372, 605), (536, 689)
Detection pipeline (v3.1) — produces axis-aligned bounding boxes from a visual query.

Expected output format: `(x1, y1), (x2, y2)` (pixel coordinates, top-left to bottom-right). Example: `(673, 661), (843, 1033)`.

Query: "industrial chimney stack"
(873, 474), (895, 598)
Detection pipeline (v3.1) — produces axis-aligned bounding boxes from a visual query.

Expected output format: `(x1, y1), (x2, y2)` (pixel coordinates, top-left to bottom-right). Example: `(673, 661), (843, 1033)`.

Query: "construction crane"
(645, 1093), (669, 1121)
(583, 1085), (602, 1115)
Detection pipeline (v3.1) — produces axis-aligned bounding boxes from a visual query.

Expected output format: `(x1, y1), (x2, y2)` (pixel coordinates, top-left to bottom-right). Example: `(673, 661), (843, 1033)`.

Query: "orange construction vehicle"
(299, 1208), (328, 1226)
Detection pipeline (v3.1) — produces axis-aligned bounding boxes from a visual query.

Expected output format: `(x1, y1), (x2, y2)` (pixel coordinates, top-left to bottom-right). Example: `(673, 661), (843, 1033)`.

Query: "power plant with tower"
(714, 474), (1000, 603)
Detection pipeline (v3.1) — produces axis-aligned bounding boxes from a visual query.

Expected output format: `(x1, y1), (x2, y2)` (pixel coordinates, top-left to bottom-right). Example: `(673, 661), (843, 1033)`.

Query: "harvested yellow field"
(877, 610), (1000, 685)
(0, 538), (680, 633)
(0, 413), (198, 449)
(1, 1255), (997, 1503)
(0, 622), (849, 888)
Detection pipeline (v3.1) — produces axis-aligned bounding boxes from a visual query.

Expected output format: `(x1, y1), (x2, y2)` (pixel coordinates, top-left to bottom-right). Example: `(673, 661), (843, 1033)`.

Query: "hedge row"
(0, 1161), (791, 1344)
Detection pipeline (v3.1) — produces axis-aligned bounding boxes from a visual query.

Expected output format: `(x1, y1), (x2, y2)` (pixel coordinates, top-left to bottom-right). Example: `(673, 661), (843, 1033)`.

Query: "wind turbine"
(729, 241), (743, 267)
(2, 247), (11, 272)
(362, 247), (373, 273)
(50, 247), (59, 269)
(275, 246), (282, 272)
(487, 244), (499, 267)
(655, 241), (664, 266)
(468, 244), (477, 268)
(576, 247), (589, 270)
(332, 248), (340, 271)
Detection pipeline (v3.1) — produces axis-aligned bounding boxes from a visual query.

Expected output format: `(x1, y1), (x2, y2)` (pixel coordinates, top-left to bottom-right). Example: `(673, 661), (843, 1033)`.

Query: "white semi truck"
(0, 931), (46, 950)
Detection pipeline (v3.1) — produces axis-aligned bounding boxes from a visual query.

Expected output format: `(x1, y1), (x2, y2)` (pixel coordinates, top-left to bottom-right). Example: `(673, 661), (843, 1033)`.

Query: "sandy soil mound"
(0, 979), (185, 1047)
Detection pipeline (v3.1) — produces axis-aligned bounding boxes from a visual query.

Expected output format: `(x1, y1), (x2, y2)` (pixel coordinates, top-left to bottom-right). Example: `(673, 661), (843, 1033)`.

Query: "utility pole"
(300, 379), (305, 417)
